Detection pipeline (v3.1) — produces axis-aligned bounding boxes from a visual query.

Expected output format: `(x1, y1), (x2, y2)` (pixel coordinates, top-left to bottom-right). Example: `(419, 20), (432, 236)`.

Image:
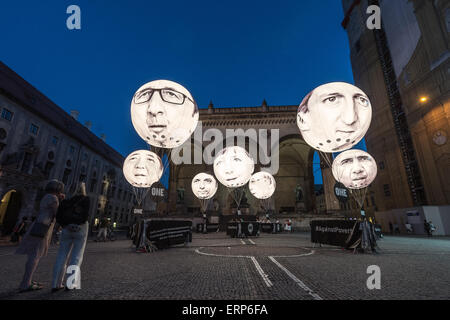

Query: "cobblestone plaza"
(1, 232), (449, 300)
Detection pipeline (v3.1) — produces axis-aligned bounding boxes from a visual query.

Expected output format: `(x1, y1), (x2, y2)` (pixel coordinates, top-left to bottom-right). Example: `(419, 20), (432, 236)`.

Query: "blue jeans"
(52, 222), (88, 288)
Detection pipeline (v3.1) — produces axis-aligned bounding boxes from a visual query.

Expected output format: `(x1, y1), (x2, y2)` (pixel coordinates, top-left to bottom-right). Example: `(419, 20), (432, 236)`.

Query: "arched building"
(166, 101), (326, 219)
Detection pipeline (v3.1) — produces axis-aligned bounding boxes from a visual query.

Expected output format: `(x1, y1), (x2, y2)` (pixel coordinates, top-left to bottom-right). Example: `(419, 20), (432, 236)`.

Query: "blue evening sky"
(0, 0), (365, 185)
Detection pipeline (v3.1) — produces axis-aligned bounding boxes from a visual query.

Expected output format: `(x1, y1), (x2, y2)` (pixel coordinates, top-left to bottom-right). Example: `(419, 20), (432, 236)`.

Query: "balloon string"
(199, 198), (211, 213)
(133, 187), (142, 206)
(318, 151), (333, 169)
(261, 198), (272, 213)
(132, 186), (150, 207)
(163, 149), (173, 174)
(229, 187), (243, 209)
(349, 187), (368, 210)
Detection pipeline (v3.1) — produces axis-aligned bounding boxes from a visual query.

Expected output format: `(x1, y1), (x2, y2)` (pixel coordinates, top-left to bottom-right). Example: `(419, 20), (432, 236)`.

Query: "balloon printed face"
(332, 149), (377, 190)
(123, 150), (163, 188)
(191, 173), (218, 200)
(131, 80), (199, 149)
(249, 172), (276, 200)
(213, 146), (255, 188)
(297, 82), (372, 153)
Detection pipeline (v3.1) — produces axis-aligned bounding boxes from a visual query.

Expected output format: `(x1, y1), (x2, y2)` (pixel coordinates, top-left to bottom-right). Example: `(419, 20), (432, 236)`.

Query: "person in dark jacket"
(51, 182), (90, 292)
(424, 220), (431, 237)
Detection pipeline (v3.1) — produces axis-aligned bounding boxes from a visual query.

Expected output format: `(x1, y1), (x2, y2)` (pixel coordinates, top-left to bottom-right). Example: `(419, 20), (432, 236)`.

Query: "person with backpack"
(16, 180), (65, 293)
(51, 182), (90, 292)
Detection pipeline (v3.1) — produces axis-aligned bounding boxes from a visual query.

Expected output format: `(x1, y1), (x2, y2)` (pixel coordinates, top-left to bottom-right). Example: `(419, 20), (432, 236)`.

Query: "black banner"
(310, 220), (361, 248)
(227, 222), (260, 237)
(134, 219), (192, 250)
(260, 223), (283, 234)
(196, 223), (219, 233)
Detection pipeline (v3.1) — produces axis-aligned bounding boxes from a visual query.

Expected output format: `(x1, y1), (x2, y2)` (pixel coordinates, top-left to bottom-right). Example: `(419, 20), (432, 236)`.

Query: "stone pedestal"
(296, 201), (306, 214)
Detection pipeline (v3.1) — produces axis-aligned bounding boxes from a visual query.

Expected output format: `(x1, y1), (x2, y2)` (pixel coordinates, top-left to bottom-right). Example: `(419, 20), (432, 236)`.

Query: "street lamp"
(420, 96), (428, 103)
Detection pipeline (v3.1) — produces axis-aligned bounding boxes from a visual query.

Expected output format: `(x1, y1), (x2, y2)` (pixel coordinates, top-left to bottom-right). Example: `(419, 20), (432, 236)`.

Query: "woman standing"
(51, 182), (90, 292)
(16, 180), (65, 292)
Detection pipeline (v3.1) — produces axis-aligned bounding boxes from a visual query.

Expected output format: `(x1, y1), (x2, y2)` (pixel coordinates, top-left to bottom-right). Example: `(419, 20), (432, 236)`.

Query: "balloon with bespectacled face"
(131, 80), (199, 149)
(123, 150), (163, 188)
(249, 172), (276, 200)
(191, 173), (218, 200)
(213, 146), (255, 188)
(332, 149), (377, 190)
(297, 82), (372, 153)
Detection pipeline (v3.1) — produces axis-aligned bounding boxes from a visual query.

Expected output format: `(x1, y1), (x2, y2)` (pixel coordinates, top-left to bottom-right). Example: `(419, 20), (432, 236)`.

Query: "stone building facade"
(167, 101), (321, 220)
(0, 62), (135, 235)
(341, 0), (450, 211)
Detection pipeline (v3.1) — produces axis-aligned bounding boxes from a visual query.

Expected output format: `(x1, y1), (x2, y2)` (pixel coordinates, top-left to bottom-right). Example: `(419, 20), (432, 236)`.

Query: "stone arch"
(274, 133), (316, 214)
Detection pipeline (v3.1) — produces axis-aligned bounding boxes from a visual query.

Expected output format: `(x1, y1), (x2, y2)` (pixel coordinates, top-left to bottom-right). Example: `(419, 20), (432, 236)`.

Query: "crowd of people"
(387, 220), (436, 236)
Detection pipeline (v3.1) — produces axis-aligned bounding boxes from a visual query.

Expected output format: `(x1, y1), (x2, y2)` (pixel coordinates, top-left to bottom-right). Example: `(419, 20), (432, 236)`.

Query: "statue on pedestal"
(176, 187), (185, 204)
(295, 185), (303, 202)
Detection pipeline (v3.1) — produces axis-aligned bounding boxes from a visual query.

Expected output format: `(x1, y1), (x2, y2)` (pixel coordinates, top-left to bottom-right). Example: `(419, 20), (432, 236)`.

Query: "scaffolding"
(370, 0), (427, 206)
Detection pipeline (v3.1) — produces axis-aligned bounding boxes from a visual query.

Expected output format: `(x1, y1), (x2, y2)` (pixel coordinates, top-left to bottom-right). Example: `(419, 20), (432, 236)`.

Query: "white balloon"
(123, 150), (163, 188)
(297, 82), (372, 153)
(191, 173), (218, 200)
(332, 149), (377, 190)
(131, 80), (199, 149)
(249, 172), (276, 200)
(213, 146), (255, 188)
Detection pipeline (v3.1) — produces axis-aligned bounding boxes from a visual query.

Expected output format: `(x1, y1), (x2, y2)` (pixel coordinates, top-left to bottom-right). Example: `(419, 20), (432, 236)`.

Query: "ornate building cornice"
(199, 105), (298, 128)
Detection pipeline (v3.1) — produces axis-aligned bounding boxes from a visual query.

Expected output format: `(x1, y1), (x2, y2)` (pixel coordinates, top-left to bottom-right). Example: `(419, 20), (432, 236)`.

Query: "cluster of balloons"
(122, 77), (377, 211)
(213, 146), (278, 200)
(296, 82), (378, 206)
(191, 146), (277, 213)
(123, 80), (199, 204)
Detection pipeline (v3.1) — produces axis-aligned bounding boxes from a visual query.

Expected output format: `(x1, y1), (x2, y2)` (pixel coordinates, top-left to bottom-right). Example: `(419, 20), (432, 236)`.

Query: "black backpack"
(56, 196), (84, 226)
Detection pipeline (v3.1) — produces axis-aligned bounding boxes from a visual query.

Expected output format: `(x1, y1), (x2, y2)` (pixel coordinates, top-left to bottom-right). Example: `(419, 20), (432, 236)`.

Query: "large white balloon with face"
(297, 82), (372, 153)
(131, 80), (199, 149)
(191, 173), (218, 200)
(332, 149), (377, 190)
(123, 150), (163, 188)
(213, 146), (255, 188)
(249, 172), (276, 200)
